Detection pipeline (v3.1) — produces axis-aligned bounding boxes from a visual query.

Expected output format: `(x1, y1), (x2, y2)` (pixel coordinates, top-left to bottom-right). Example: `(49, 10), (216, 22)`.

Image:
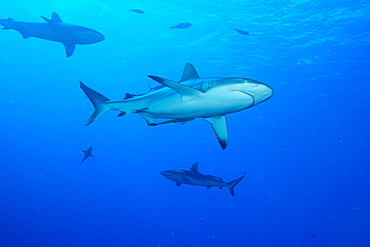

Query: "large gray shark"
(80, 63), (273, 149)
(0, 12), (104, 57)
(160, 162), (246, 196)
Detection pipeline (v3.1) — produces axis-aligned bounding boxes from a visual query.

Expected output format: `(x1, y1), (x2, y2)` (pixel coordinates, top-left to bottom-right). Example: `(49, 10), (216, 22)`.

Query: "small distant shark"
(171, 22), (192, 29)
(130, 9), (145, 14)
(79, 63), (273, 149)
(160, 162), (246, 196)
(80, 146), (94, 165)
(0, 12), (105, 57)
(233, 28), (249, 35)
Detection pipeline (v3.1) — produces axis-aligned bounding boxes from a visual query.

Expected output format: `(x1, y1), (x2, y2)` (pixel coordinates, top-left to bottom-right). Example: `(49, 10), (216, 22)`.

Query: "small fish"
(233, 28), (249, 35)
(171, 22), (192, 29)
(130, 9), (145, 14)
(307, 233), (318, 238)
(80, 146), (94, 165)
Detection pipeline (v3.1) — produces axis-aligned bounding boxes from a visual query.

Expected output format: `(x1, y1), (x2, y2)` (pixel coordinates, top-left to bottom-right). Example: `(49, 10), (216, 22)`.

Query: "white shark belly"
(141, 88), (255, 119)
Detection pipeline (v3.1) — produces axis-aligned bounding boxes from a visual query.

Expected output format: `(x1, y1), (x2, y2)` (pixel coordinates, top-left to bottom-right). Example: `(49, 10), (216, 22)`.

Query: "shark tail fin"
(80, 81), (112, 126)
(226, 172), (246, 197)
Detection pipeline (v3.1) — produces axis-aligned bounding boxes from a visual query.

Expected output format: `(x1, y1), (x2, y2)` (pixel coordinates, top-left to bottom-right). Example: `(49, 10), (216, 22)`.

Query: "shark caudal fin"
(80, 81), (111, 126)
(227, 172), (246, 197)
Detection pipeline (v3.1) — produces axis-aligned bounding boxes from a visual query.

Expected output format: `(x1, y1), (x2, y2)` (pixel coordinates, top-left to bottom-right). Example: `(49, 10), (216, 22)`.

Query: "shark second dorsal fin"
(51, 12), (63, 23)
(123, 93), (134, 100)
(180, 63), (200, 82)
(205, 115), (228, 150)
(190, 162), (199, 173)
(148, 75), (202, 102)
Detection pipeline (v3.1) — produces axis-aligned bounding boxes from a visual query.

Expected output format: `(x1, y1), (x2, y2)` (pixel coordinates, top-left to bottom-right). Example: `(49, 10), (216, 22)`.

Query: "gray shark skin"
(79, 63), (273, 149)
(0, 12), (105, 57)
(80, 146), (94, 165)
(160, 162), (246, 196)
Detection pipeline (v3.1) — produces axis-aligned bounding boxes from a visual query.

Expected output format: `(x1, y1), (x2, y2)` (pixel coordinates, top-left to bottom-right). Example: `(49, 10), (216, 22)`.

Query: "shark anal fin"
(180, 63), (200, 82)
(176, 182), (182, 186)
(147, 75), (202, 102)
(205, 115), (228, 150)
(117, 111), (127, 117)
(63, 43), (76, 57)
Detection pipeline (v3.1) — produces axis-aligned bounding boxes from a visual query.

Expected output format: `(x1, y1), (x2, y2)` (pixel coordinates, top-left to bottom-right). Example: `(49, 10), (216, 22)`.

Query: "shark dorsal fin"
(41, 16), (61, 28)
(51, 12), (63, 23)
(190, 162), (199, 173)
(147, 75), (202, 102)
(180, 63), (200, 82)
(205, 115), (228, 150)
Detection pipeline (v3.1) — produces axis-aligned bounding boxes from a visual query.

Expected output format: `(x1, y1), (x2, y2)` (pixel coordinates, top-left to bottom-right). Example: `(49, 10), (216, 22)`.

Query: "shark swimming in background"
(170, 22), (192, 29)
(80, 146), (94, 165)
(160, 162), (246, 196)
(79, 63), (273, 149)
(0, 12), (105, 57)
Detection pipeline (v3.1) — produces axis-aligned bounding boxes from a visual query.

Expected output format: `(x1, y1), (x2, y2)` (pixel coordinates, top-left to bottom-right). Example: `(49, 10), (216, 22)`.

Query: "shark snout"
(247, 82), (274, 105)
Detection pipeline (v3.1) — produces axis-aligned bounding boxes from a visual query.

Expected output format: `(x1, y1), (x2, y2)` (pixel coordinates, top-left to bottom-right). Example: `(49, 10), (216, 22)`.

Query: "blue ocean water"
(0, 0), (369, 246)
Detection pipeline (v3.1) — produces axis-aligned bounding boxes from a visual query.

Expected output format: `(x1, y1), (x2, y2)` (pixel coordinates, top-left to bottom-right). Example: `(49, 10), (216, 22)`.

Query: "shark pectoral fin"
(205, 115), (228, 150)
(63, 43), (76, 57)
(80, 151), (86, 153)
(90, 154), (94, 158)
(206, 186), (212, 189)
(147, 75), (202, 102)
(19, 30), (32, 39)
(176, 182), (182, 186)
(179, 63), (200, 82)
(138, 113), (156, 125)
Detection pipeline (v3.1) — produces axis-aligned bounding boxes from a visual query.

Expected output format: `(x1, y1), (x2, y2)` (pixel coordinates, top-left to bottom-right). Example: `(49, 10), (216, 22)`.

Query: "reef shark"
(160, 162), (246, 196)
(80, 146), (94, 165)
(79, 63), (273, 149)
(0, 12), (105, 57)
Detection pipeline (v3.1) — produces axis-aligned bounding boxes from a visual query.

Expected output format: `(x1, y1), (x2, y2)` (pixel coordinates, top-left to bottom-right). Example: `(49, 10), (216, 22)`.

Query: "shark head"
(160, 169), (185, 182)
(214, 78), (274, 106)
(65, 25), (105, 44)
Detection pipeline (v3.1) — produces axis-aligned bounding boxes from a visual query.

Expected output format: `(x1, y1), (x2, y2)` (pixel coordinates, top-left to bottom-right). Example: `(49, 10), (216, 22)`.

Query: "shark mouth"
(233, 90), (256, 106)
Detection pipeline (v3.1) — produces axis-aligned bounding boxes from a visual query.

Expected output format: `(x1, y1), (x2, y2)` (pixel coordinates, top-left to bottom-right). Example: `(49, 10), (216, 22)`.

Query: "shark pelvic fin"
(147, 75), (202, 102)
(63, 42), (76, 57)
(205, 115), (228, 150)
(51, 12), (63, 23)
(180, 63), (200, 82)
(190, 162), (199, 173)
(19, 30), (32, 39)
